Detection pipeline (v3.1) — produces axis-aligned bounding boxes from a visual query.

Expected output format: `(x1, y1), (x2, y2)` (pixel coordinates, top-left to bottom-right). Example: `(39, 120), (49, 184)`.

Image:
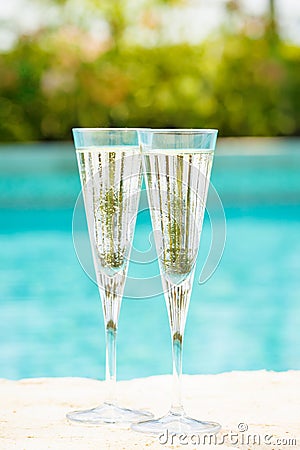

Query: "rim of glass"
(72, 128), (217, 133)
(72, 127), (149, 132)
(147, 128), (218, 134)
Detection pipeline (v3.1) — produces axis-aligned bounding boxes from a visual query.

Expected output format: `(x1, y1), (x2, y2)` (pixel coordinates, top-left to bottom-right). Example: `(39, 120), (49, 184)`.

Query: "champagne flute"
(132, 129), (221, 435)
(67, 128), (152, 424)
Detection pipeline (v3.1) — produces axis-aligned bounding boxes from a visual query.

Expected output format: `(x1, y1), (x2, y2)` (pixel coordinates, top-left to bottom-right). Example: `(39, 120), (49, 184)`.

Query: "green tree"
(0, 0), (299, 141)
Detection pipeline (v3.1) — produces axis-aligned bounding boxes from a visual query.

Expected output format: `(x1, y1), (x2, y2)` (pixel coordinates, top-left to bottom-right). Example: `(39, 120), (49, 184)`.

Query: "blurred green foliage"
(0, 0), (299, 141)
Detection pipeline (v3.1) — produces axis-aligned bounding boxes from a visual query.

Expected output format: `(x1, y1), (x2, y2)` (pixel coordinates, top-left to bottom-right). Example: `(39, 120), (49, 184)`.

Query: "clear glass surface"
(67, 128), (152, 424)
(132, 129), (221, 435)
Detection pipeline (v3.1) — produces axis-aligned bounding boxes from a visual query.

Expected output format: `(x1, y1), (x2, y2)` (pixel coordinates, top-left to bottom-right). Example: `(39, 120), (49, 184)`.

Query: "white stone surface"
(0, 371), (299, 449)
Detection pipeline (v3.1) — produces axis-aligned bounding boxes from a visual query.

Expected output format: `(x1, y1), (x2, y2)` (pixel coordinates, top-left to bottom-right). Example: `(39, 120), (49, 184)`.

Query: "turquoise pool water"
(0, 139), (299, 380)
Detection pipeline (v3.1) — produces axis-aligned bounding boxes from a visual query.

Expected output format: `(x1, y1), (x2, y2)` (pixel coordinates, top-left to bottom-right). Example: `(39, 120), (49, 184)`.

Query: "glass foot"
(67, 402), (153, 424)
(131, 411), (221, 435)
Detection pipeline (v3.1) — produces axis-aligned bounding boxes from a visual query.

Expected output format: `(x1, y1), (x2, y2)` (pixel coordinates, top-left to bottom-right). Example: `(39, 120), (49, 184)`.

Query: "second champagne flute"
(132, 129), (221, 435)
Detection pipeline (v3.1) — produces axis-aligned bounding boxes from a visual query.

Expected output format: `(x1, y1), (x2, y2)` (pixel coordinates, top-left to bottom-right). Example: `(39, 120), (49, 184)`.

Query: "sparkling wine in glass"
(67, 128), (152, 424)
(132, 129), (221, 435)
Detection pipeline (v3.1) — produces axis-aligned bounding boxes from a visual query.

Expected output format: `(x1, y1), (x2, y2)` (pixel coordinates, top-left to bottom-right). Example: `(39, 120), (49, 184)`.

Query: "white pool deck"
(0, 371), (299, 449)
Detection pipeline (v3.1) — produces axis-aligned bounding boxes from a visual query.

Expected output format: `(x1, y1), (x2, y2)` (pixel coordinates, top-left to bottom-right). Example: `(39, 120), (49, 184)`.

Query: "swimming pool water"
(0, 139), (299, 380)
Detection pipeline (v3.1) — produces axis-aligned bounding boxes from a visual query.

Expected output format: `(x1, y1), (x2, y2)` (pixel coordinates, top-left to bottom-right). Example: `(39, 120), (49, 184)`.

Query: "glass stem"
(171, 331), (184, 416)
(99, 272), (124, 407)
(164, 277), (193, 417)
(105, 319), (117, 406)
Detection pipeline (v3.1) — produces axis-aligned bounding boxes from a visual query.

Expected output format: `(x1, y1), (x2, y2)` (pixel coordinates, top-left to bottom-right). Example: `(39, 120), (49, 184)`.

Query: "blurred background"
(0, 0), (299, 380)
(0, 0), (299, 139)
